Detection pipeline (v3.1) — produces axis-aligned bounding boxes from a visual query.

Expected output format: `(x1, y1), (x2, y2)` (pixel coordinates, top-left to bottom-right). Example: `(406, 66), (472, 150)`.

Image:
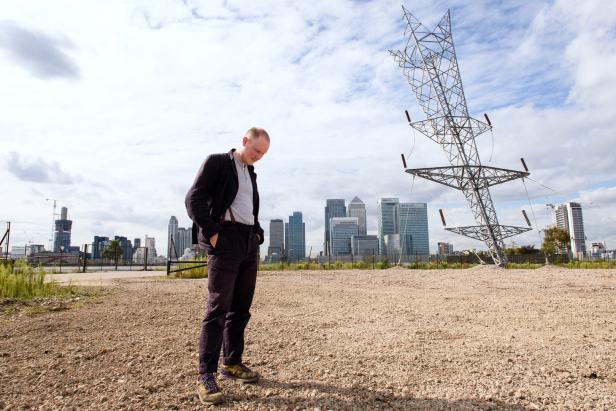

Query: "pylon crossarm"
(445, 225), (532, 241)
(409, 116), (492, 143)
(406, 166), (529, 190)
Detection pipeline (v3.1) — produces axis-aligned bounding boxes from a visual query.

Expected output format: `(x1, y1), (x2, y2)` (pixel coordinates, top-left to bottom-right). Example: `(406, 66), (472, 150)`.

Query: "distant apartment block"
(438, 242), (454, 256)
(554, 202), (586, 257)
(27, 244), (46, 256)
(10, 246), (26, 259)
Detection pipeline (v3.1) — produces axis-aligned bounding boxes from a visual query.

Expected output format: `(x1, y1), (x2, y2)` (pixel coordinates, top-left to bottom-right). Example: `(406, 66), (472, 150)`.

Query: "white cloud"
(4, 151), (80, 184)
(0, 20), (79, 79)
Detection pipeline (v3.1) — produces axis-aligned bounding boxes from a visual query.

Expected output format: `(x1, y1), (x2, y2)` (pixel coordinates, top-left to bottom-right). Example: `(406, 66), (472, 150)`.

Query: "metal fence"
(21, 244), (164, 273)
(264, 252), (577, 268)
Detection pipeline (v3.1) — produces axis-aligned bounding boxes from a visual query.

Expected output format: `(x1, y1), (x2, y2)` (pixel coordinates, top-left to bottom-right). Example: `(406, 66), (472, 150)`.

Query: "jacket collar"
(229, 148), (255, 172)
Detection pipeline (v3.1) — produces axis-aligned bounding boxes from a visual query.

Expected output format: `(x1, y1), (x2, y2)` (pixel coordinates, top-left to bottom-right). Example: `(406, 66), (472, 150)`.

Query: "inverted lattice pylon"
(390, 7), (530, 266)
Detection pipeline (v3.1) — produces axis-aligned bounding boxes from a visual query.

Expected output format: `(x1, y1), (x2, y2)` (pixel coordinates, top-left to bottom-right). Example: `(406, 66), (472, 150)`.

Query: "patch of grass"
(257, 258), (476, 270)
(259, 258), (476, 271)
(506, 262), (544, 269)
(504, 260), (616, 269)
(170, 258), (208, 279)
(557, 260), (616, 269)
(0, 283), (111, 317)
(402, 261), (474, 269)
(0, 260), (80, 299)
(258, 260), (379, 271)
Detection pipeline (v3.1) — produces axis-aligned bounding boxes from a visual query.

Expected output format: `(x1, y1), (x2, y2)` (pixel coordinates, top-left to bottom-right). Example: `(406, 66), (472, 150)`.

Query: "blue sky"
(1, 0), (615, 256)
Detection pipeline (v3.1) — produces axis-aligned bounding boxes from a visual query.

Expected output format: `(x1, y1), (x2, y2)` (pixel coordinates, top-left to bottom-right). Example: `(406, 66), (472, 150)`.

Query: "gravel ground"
(1, 266), (615, 410)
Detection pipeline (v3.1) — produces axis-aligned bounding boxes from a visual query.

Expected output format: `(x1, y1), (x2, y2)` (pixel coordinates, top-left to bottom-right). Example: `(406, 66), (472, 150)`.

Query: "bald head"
(245, 127), (270, 142)
(237, 127), (270, 165)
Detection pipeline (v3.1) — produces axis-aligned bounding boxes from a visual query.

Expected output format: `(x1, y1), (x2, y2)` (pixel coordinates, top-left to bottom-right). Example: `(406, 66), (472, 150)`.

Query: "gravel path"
(1, 266), (615, 410)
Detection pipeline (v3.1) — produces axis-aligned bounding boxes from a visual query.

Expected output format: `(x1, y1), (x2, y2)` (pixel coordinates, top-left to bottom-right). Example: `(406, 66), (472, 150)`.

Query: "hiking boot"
(197, 373), (224, 404)
(219, 363), (260, 383)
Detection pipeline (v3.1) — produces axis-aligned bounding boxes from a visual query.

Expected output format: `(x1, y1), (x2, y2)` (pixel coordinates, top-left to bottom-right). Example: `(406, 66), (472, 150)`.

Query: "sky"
(1, 0), (616, 257)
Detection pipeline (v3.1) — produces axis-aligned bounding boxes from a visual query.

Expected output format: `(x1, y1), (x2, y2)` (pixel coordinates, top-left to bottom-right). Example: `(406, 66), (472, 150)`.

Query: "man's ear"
(242, 136), (249, 146)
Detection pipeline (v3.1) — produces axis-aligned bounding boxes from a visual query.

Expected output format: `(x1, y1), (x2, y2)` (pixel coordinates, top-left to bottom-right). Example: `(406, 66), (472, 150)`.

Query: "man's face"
(241, 135), (270, 165)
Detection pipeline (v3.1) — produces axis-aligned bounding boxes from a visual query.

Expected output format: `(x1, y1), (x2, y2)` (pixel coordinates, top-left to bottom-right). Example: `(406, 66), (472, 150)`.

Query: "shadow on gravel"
(218, 379), (533, 410)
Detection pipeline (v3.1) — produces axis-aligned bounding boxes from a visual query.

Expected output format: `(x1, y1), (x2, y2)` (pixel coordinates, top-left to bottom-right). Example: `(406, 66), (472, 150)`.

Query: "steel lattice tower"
(390, 7), (531, 266)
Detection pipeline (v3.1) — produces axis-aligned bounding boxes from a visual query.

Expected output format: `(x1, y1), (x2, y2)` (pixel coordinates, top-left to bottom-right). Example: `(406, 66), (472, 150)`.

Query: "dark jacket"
(185, 149), (265, 251)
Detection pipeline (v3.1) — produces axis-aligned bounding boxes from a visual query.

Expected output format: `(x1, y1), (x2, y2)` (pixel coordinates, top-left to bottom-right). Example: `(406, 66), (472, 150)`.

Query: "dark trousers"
(198, 223), (259, 374)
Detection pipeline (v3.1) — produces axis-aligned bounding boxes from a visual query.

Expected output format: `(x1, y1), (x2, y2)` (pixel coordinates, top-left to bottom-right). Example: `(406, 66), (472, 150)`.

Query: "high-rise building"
(398, 203), (429, 256)
(53, 207), (72, 252)
(174, 227), (192, 258)
(351, 235), (379, 257)
(438, 242), (454, 256)
(324, 199), (346, 255)
(133, 238), (141, 253)
(554, 202), (586, 257)
(93, 236), (109, 259)
(347, 197), (367, 236)
(377, 198), (399, 255)
(330, 217), (359, 256)
(285, 212), (305, 262)
(267, 219), (284, 261)
(145, 235), (157, 257)
(114, 236), (133, 261)
(168, 216), (179, 258)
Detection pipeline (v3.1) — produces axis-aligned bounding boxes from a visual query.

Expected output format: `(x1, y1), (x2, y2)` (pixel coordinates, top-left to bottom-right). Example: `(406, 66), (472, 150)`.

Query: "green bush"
(353, 260), (368, 269)
(375, 258), (390, 269)
(0, 260), (78, 299)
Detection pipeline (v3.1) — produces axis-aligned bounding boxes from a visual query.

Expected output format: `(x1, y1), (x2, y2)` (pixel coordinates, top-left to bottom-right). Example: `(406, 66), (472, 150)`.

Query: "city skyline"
(0, 192), (602, 260)
(2, 2), (616, 255)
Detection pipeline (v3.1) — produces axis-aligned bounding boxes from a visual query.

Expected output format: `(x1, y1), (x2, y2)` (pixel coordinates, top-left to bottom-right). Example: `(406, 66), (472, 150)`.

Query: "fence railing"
(262, 252), (578, 268)
(19, 244), (163, 272)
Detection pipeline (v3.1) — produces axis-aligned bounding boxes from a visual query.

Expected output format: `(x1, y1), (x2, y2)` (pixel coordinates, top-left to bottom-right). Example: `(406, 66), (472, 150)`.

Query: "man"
(185, 127), (270, 404)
